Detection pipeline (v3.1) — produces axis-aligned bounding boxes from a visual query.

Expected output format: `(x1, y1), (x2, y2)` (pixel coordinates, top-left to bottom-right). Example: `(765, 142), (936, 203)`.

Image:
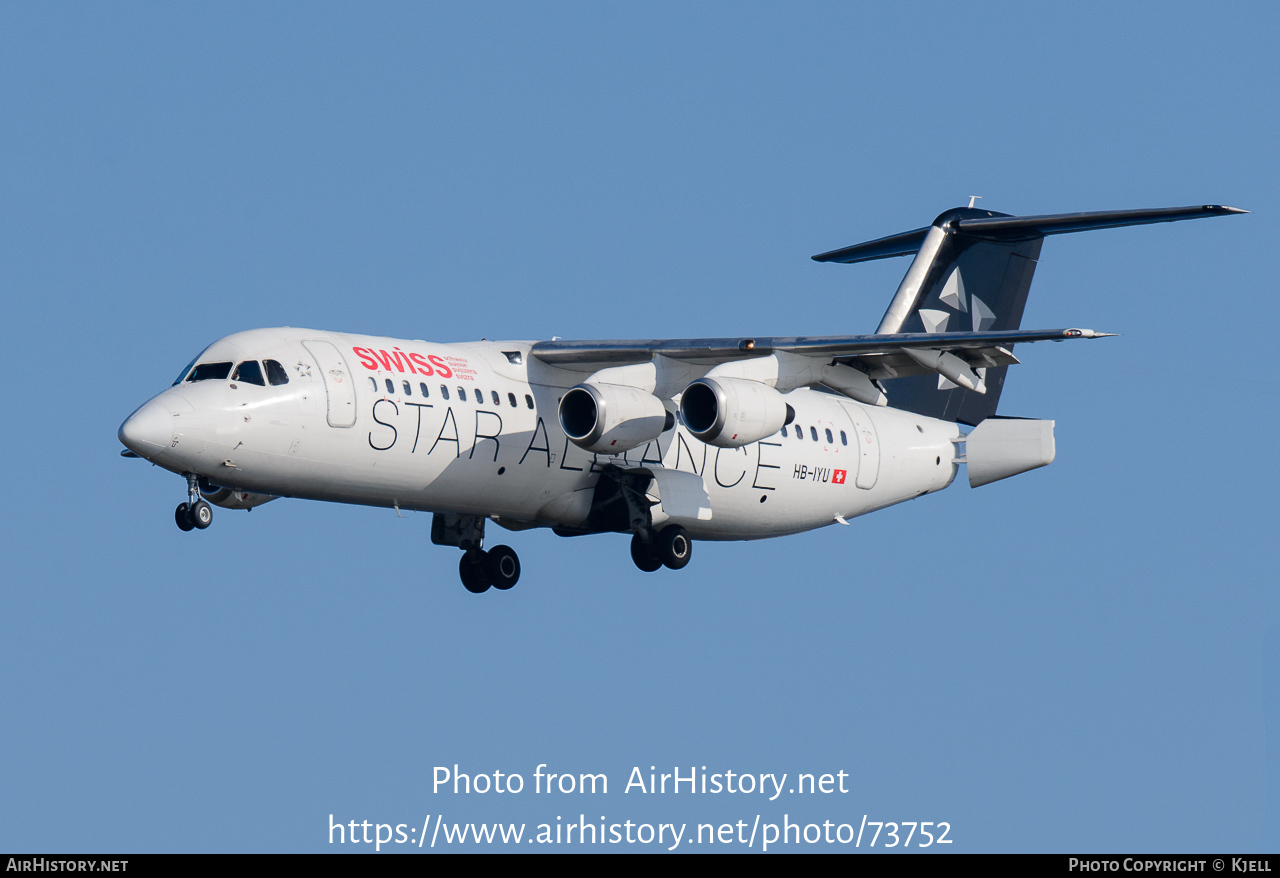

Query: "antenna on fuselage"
(968, 195), (982, 209)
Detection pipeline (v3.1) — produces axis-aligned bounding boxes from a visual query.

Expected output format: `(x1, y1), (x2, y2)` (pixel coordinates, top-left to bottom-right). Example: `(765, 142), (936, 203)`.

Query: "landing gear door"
(845, 404), (880, 489)
(303, 340), (357, 428)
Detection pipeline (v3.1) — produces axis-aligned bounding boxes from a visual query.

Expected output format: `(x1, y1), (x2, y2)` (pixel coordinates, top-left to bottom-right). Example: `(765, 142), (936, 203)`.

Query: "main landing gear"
(174, 473), (213, 532)
(573, 464), (694, 575)
(458, 545), (521, 594)
(433, 512), (521, 594)
(629, 524), (693, 573)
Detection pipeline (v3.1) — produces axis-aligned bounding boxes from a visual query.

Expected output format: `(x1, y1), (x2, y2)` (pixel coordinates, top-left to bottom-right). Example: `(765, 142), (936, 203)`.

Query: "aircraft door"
(844, 404), (880, 489)
(303, 340), (357, 428)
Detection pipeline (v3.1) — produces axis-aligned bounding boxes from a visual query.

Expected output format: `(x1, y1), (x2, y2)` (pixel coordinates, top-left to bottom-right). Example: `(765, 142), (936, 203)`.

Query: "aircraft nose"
(118, 399), (174, 455)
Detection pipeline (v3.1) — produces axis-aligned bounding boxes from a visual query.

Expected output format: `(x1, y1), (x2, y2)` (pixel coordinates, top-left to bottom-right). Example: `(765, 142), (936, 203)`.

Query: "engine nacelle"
(199, 478), (277, 510)
(680, 377), (790, 448)
(558, 383), (674, 454)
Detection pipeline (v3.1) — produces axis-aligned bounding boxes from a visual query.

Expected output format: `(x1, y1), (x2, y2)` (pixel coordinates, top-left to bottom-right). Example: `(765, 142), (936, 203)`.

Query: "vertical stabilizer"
(873, 207), (1042, 424)
(812, 204), (1244, 425)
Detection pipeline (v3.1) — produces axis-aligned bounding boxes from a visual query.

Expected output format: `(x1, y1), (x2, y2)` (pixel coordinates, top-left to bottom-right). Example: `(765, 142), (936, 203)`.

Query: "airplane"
(118, 203), (1244, 593)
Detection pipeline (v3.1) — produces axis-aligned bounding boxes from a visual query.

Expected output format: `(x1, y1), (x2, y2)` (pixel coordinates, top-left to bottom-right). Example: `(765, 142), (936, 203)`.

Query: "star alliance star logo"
(918, 267), (993, 390)
(295, 361), (312, 377)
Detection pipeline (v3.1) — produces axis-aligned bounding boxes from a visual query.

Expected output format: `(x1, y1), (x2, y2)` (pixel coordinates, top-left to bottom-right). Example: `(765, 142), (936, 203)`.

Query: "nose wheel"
(458, 545), (521, 593)
(174, 474), (214, 532)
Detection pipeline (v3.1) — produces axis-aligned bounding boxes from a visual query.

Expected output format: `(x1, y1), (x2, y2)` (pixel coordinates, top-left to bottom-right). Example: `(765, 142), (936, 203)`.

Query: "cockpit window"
(186, 362), (233, 382)
(264, 359), (290, 386)
(173, 355), (200, 385)
(232, 361), (266, 386)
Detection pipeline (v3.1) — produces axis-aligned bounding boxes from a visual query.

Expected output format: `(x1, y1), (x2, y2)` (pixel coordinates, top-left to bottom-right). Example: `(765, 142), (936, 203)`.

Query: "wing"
(530, 327), (1112, 381)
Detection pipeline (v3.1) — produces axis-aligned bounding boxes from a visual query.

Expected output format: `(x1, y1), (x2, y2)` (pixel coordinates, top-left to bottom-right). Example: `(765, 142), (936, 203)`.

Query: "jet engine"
(198, 478), (277, 510)
(680, 377), (791, 448)
(558, 383), (674, 454)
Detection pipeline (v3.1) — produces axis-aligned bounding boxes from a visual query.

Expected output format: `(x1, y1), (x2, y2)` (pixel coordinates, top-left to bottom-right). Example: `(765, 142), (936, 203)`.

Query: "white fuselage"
(122, 328), (961, 540)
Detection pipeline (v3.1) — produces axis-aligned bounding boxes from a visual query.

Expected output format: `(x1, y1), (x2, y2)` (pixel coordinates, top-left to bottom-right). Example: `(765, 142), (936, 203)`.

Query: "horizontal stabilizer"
(812, 204), (1246, 262)
(953, 204), (1247, 240)
(811, 226), (930, 264)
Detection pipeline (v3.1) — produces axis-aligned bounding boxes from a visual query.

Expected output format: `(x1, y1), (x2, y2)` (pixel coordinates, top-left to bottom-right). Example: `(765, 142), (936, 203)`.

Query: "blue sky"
(1, 2), (1275, 852)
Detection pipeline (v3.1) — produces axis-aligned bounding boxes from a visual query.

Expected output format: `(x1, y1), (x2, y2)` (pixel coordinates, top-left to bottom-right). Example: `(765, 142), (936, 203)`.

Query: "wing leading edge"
(531, 327), (1110, 381)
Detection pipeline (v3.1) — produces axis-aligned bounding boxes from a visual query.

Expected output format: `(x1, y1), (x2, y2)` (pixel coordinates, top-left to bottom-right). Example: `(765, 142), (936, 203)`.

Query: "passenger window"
(457, 386), (466, 401)
(525, 394), (534, 409)
(491, 390), (500, 405)
(781, 425), (789, 437)
(187, 362), (233, 382)
(840, 431), (848, 446)
(385, 379), (395, 394)
(809, 426), (818, 441)
(508, 392), (517, 408)
(419, 383), (430, 397)
(440, 385), (450, 400)
(403, 381), (412, 396)
(368, 377), (378, 392)
(794, 426), (803, 440)
(231, 361), (266, 386)
(474, 388), (483, 404)
(264, 359), (290, 386)
(825, 428), (834, 444)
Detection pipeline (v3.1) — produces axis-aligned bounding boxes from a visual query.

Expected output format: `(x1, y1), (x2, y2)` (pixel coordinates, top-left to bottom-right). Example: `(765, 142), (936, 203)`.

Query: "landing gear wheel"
(459, 552), (490, 593)
(190, 499), (213, 530)
(630, 533), (662, 572)
(657, 524), (692, 570)
(175, 502), (194, 532)
(485, 545), (521, 590)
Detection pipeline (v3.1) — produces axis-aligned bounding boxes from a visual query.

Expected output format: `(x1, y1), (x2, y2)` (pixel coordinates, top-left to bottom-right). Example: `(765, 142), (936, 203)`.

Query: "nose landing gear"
(174, 473), (213, 532)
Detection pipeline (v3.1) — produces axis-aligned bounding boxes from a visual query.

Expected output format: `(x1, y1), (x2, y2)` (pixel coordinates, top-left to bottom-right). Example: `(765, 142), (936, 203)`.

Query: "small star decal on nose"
(295, 361), (312, 377)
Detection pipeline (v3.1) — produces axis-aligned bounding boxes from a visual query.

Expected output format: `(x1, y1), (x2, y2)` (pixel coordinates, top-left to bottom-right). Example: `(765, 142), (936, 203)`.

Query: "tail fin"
(813, 204), (1244, 424)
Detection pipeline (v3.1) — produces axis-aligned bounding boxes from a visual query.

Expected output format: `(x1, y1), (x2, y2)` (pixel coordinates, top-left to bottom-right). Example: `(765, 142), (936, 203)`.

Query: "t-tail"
(813, 204), (1246, 425)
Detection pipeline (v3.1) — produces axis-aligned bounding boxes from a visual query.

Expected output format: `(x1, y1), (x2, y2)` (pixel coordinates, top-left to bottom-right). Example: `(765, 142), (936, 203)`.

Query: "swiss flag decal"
(833, 469), (847, 485)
